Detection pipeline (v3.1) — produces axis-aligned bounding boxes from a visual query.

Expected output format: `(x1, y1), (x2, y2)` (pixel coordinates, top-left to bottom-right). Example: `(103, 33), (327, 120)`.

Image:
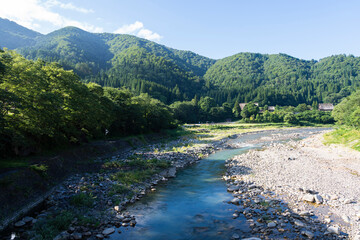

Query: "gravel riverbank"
(2, 134), (229, 240)
(225, 130), (360, 239)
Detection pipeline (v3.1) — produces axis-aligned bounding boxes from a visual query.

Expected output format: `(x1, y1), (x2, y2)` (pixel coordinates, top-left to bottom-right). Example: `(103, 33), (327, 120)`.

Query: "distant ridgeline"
(1, 18), (360, 107)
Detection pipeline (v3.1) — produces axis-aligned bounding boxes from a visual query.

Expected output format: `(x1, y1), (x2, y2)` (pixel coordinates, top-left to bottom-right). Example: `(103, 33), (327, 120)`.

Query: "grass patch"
(76, 214), (100, 227)
(32, 210), (73, 240)
(108, 184), (133, 196)
(323, 127), (360, 151)
(70, 193), (95, 207)
(103, 156), (170, 170)
(162, 127), (192, 139)
(0, 157), (30, 169)
(111, 169), (157, 185)
(29, 164), (48, 178)
(106, 155), (171, 186)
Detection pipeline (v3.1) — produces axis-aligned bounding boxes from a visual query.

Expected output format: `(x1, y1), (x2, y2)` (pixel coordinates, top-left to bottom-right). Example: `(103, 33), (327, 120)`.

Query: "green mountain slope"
(0, 18), (42, 49)
(100, 33), (215, 76)
(14, 26), (214, 103)
(204, 53), (360, 105)
(2, 19), (360, 106)
(18, 27), (113, 77)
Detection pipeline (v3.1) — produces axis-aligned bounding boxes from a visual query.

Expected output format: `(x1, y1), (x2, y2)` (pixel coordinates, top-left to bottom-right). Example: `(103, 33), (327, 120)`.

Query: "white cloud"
(114, 21), (163, 42)
(0, 0), (102, 33)
(114, 21), (143, 35)
(45, 0), (94, 14)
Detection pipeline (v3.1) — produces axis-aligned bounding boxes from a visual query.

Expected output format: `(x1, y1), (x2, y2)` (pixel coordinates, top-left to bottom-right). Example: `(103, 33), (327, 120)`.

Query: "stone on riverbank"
(102, 227), (115, 235)
(302, 194), (315, 203)
(327, 225), (340, 235)
(14, 220), (25, 227)
(314, 194), (323, 204)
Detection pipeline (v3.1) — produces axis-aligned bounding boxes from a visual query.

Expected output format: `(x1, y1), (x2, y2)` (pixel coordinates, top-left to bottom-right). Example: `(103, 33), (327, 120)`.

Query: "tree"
(199, 96), (215, 113)
(232, 100), (241, 118)
(284, 113), (298, 124)
(241, 103), (259, 119)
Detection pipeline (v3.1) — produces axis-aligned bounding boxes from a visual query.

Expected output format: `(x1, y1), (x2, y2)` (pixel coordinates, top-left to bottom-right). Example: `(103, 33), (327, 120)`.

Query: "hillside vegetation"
(0, 50), (175, 157)
(205, 53), (360, 106)
(0, 18), (42, 49)
(0, 17), (354, 107)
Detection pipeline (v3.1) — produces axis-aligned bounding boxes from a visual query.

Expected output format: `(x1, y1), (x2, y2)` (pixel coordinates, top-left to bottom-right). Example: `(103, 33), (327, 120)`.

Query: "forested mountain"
(204, 53), (360, 105)
(0, 18), (42, 49)
(1, 18), (360, 107)
(18, 27), (113, 77)
(10, 24), (214, 103)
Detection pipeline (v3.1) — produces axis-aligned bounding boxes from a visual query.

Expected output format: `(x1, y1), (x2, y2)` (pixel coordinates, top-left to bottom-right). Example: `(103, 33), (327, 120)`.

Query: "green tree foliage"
(204, 53), (360, 106)
(199, 96), (216, 113)
(170, 101), (199, 123)
(16, 27), (215, 104)
(241, 103), (259, 119)
(232, 100), (241, 119)
(284, 113), (299, 124)
(332, 90), (360, 128)
(0, 50), (175, 157)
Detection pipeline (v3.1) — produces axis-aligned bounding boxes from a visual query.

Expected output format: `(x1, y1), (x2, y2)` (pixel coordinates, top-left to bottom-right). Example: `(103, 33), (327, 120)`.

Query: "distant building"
(318, 103), (334, 111)
(268, 106), (275, 112)
(239, 103), (247, 111)
(239, 102), (259, 111)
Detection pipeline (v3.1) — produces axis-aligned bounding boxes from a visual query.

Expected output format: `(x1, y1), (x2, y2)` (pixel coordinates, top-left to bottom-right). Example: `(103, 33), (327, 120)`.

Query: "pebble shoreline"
(225, 131), (360, 239)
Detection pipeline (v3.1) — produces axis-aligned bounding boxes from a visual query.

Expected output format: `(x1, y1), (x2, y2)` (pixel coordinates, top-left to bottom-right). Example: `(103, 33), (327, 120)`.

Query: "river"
(110, 128), (328, 240)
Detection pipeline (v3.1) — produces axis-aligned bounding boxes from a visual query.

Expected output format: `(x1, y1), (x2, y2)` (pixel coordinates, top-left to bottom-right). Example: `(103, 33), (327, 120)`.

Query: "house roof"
(239, 103), (247, 110)
(318, 103), (334, 110)
(239, 103), (259, 110)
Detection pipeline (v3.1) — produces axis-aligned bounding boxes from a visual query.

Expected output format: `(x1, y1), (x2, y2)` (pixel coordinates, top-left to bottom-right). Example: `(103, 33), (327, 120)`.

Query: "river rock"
(342, 215), (350, 223)
(96, 234), (104, 239)
(301, 230), (314, 239)
(299, 211), (310, 216)
(267, 222), (276, 228)
(294, 220), (306, 227)
(242, 238), (261, 240)
(302, 194), (315, 203)
(72, 233), (82, 239)
(102, 228), (115, 235)
(165, 167), (177, 178)
(327, 226), (340, 235)
(22, 216), (34, 223)
(123, 217), (132, 223)
(231, 198), (240, 205)
(314, 194), (323, 204)
(231, 233), (240, 239)
(14, 220), (26, 227)
(228, 185), (240, 192)
(114, 206), (120, 211)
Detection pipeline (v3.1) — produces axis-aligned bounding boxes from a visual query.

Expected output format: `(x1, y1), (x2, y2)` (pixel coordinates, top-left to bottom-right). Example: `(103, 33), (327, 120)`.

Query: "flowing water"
(110, 128), (328, 240)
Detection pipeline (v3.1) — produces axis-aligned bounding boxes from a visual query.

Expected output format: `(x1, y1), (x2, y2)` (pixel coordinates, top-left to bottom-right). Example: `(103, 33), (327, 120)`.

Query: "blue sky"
(1, 0), (360, 60)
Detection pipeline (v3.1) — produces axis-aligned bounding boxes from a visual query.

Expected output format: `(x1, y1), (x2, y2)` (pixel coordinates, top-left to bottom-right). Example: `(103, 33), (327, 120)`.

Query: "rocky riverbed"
(225, 130), (360, 239)
(3, 135), (228, 240)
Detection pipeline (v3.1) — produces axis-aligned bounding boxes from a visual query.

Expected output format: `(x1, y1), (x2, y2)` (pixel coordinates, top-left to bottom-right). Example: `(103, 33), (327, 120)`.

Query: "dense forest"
(0, 50), (176, 157)
(205, 53), (360, 106)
